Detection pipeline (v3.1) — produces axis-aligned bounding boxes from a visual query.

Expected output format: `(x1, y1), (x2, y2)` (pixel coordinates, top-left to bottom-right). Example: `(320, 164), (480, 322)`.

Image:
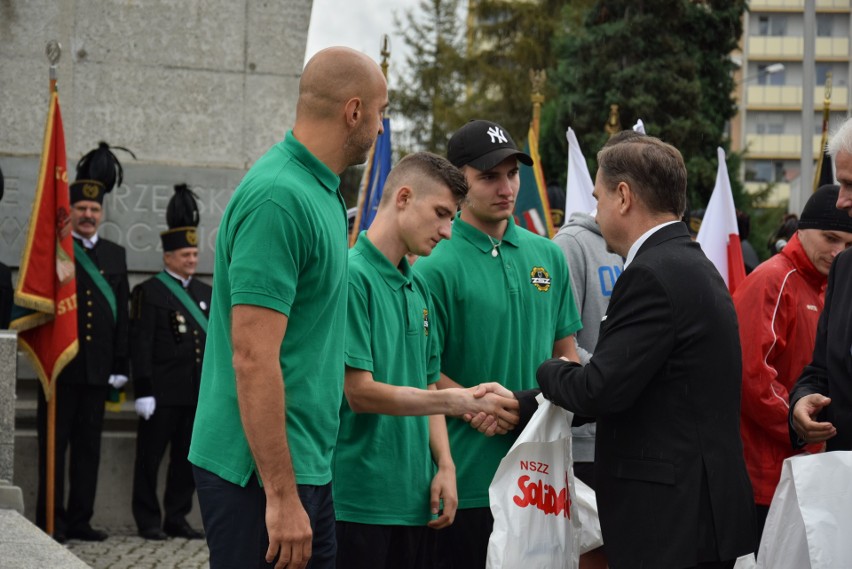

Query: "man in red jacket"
(734, 183), (852, 552)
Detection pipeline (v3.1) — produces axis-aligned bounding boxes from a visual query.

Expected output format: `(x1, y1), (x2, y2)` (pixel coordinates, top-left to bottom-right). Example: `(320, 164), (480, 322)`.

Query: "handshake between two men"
(457, 382), (522, 436)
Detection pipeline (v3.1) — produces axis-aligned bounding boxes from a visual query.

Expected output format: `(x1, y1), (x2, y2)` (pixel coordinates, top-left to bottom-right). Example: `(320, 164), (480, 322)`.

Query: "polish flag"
(696, 147), (746, 294)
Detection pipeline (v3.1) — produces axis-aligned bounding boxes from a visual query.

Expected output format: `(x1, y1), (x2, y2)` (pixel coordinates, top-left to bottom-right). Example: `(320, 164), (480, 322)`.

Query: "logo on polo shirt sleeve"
(530, 266), (551, 292)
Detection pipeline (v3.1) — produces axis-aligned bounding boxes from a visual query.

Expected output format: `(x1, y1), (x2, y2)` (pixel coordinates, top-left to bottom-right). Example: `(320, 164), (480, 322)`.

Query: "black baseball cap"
(447, 120), (533, 171)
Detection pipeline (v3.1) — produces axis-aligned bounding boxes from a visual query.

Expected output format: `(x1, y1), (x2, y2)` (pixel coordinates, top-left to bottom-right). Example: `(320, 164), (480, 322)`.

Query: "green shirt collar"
(454, 213), (520, 254)
(283, 130), (340, 193)
(354, 231), (412, 291)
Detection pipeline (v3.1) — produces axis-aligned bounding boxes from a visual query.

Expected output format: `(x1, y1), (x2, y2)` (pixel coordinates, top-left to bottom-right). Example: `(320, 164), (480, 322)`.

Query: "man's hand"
(427, 464), (458, 530)
(108, 374), (129, 389)
(792, 394), (837, 444)
(465, 384), (519, 424)
(265, 492), (312, 569)
(461, 383), (519, 436)
(134, 396), (156, 420)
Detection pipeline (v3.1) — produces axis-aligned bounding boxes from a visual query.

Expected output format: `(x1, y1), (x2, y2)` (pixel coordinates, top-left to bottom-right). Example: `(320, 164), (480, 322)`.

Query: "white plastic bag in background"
(574, 476), (603, 554)
(486, 395), (579, 569)
(757, 451), (852, 569)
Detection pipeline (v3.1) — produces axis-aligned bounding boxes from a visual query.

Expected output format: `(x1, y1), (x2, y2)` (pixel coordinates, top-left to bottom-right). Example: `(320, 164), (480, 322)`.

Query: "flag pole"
(45, 39), (61, 538)
(529, 69), (545, 144)
(526, 70), (556, 237)
(604, 104), (622, 137)
(813, 72), (832, 193)
(349, 34), (390, 247)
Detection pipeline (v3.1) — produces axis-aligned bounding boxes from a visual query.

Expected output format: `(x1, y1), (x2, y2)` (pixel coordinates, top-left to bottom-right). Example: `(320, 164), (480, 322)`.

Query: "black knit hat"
(447, 120), (532, 171)
(798, 184), (852, 233)
(70, 141), (135, 204)
(161, 183), (201, 252)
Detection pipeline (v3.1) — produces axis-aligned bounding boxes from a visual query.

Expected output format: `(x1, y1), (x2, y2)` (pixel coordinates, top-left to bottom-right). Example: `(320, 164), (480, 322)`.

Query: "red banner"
(12, 90), (78, 400)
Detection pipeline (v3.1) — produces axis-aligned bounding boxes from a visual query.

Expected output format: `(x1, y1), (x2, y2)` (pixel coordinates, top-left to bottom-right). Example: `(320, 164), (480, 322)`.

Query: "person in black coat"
(131, 184), (210, 540)
(790, 116), (852, 452)
(36, 143), (130, 542)
(536, 136), (755, 569)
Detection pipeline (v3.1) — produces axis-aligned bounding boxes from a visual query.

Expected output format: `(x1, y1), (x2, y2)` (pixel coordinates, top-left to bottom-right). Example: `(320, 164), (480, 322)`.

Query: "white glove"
(135, 396), (156, 420)
(108, 374), (129, 389)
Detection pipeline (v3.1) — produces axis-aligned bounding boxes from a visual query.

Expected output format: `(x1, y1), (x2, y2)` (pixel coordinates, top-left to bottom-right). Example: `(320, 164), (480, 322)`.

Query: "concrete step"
(0, 509), (91, 569)
(13, 429), (202, 530)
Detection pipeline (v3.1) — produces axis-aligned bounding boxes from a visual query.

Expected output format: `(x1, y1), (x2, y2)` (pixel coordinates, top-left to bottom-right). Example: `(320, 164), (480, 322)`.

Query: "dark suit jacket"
(789, 248), (852, 451)
(60, 237), (129, 385)
(538, 222), (755, 568)
(130, 274), (211, 406)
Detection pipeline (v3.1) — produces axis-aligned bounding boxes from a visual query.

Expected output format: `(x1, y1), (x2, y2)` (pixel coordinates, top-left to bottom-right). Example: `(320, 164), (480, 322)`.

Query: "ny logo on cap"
(487, 126), (508, 144)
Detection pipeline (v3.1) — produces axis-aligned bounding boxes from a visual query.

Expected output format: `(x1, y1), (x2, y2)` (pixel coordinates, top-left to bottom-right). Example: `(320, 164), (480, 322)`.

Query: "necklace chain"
(487, 235), (501, 257)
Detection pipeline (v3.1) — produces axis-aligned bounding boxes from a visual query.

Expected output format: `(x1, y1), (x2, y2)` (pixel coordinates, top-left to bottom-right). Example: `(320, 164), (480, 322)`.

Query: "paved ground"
(65, 528), (209, 569)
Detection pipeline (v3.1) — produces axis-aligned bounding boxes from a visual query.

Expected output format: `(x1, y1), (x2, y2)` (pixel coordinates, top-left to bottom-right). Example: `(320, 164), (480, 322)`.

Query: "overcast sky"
(304, 0), (420, 78)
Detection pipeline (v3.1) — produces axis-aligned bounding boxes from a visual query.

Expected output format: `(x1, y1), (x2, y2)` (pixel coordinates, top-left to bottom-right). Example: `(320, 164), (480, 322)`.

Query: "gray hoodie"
(552, 212), (624, 462)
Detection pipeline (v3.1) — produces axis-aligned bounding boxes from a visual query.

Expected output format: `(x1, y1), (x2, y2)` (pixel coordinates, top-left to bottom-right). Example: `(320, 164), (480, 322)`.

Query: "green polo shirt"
(334, 232), (441, 525)
(189, 130), (348, 487)
(414, 215), (581, 508)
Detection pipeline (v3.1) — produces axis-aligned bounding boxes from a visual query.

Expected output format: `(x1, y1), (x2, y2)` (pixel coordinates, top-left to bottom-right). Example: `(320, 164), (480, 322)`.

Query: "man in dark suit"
(131, 184), (210, 540)
(37, 143), (130, 542)
(536, 135), (755, 569)
(790, 116), (852, 451)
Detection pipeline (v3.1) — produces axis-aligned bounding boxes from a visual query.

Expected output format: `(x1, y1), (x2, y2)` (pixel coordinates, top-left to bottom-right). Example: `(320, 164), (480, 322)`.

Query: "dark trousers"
(194, 466), (336, 569)
(433, 506), (492, 569)
(685, 561), (736, 569)
(36, 381), (109, 533)
(132, 405), (196, 531)
(336, 521), (433, 569)
(754, 504), (770, 557)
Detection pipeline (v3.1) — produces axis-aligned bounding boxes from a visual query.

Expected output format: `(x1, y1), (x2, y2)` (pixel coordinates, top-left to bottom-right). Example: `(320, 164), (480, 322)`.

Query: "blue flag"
(356, 118), (392, 234)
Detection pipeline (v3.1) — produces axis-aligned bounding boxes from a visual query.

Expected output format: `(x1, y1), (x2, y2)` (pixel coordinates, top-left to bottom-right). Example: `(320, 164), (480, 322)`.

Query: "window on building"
(753, 113), (786, 136)
(758, 15), (787, 36)
(816, 63), (832, 85)
(816, 14), (833, 36)
(745, 160), (785, 183)
(757, 123), (785, 135)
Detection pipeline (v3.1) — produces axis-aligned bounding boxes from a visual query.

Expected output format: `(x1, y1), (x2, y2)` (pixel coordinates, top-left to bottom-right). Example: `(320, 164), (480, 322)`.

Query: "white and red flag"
(696, 147), (746, 294)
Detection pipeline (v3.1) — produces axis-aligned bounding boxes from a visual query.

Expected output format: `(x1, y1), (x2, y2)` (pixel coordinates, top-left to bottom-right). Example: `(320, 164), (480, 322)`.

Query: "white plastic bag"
(574, 476), (603, 555)
(757, 451), (852, 569)
(486, 394), (581, 569)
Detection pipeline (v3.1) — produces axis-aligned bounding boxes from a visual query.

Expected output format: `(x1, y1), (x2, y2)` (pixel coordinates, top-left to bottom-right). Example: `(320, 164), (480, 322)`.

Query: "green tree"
(541, 0), (747, 209)
(393, 0), (572, 153)
(465, 0), (573, 141)
(392, 0), (470, 156)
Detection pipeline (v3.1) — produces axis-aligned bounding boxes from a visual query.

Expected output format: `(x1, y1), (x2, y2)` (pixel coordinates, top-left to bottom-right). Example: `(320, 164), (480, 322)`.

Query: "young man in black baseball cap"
(414, 119), (582, 568)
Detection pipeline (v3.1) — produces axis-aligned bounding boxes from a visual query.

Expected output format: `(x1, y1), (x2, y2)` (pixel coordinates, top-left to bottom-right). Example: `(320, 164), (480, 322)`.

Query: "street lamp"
(740, 63), (785, 85)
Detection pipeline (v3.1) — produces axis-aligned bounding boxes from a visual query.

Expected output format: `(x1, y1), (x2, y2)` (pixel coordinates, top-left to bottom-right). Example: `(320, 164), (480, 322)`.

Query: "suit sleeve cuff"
(512, 389), (541, 430)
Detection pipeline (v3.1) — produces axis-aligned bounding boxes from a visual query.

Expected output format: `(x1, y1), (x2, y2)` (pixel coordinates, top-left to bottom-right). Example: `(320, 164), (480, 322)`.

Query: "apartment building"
(731, 0), (851, 208)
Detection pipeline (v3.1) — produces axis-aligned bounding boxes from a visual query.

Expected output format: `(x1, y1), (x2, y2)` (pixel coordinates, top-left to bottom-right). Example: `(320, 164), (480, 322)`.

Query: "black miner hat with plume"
(161, 183), (201, 252)
(70, 141), (136, 204)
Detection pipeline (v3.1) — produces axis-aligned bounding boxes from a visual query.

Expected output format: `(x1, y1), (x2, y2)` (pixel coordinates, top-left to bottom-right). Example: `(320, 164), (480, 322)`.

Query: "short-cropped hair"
(382, 152), (469, 204)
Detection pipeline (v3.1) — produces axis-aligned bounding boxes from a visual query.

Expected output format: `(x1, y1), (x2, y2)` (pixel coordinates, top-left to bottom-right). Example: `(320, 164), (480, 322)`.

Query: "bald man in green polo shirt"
(189, 47), (389, 569)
